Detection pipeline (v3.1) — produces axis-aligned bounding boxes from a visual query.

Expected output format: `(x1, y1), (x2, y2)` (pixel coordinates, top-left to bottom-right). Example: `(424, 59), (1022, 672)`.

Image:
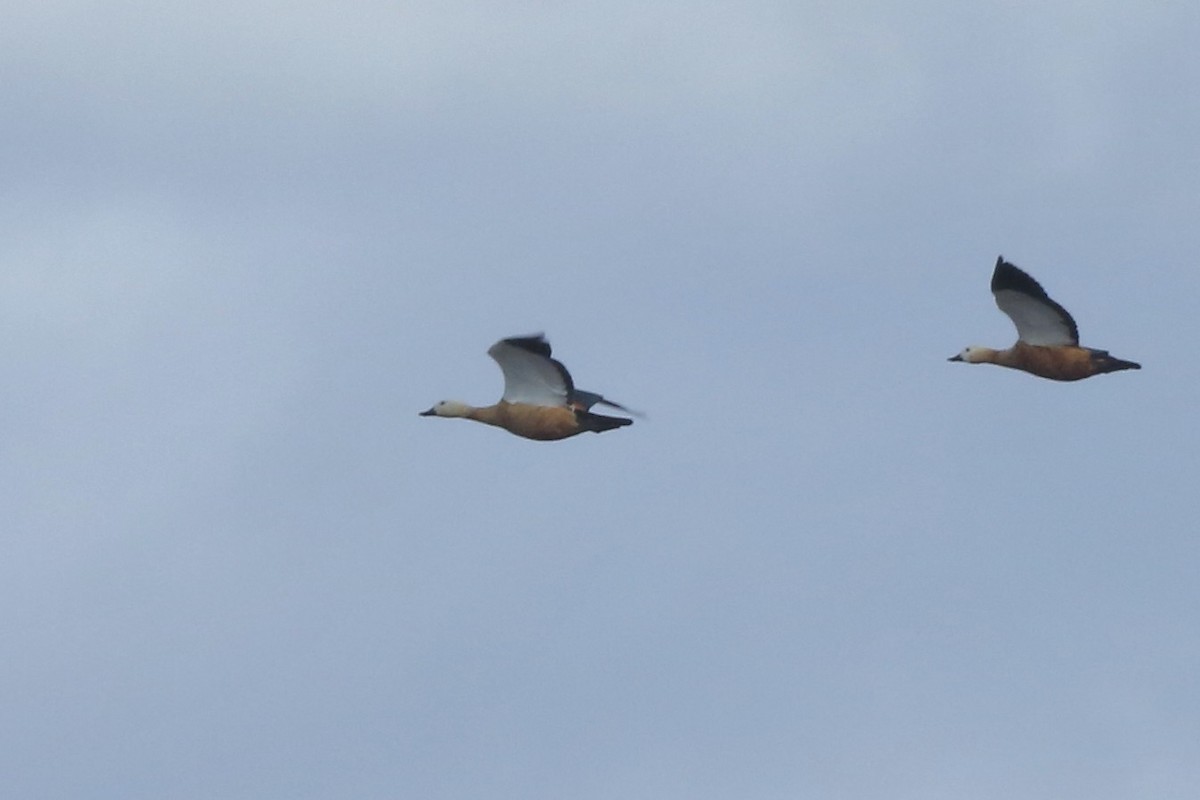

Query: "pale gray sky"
(2, 2), (1198, 798)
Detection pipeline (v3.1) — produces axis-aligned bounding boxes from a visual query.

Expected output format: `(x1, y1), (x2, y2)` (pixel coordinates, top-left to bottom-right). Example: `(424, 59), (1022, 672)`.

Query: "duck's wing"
(488, 334), (574, 407)
(571, 390), (643, 417)
(991, 257), (1079, 346)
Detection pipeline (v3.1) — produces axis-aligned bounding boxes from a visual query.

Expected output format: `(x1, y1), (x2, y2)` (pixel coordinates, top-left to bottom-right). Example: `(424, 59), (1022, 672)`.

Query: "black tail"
(1090, 350), (1141, 375)
(578, 411), (633, 434)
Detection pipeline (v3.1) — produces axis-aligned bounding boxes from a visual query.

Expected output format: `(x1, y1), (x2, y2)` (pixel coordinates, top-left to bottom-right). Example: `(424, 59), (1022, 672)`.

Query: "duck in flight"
(420, 334), (637, 440)
(949, 257), (1141, 381)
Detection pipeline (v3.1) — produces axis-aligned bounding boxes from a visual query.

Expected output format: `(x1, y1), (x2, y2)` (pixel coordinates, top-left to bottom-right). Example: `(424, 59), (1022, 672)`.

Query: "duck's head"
(419, 400), (473, 418)
(948, 346), (988, 364)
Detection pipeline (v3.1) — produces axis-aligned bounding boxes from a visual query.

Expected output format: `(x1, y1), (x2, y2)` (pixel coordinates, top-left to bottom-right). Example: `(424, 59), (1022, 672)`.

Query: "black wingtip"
(574, 390), (645, 418)
(991, 257), (1046, 296)
(597, 398), (646, 418)
(501, 333), (552, 358)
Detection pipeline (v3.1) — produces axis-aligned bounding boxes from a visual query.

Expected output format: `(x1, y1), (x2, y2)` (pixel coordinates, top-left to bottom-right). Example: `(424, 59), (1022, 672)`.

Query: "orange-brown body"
(469, 402), (586, 441)
(974, 343), (1139, 381)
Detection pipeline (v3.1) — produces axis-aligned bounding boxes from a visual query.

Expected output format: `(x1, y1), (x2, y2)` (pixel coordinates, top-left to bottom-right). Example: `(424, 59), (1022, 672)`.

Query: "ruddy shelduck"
(420, 334), (637, 440)
(949, 256), (1141, 381)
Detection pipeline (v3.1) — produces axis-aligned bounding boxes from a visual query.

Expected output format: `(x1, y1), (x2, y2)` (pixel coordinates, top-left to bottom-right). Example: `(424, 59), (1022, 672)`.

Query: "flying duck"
(949, 256), (1141, 381)
(420, 334), (637, 440)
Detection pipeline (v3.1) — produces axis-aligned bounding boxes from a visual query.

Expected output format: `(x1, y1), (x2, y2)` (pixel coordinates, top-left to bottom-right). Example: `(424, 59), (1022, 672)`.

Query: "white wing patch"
(488, 340), (570, 407)
(994, 289), (1077, 346)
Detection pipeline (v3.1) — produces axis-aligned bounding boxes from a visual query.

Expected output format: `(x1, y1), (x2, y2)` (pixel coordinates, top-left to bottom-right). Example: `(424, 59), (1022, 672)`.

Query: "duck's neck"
(976, 346), (1010, 366)
(466, 403), (507, 429)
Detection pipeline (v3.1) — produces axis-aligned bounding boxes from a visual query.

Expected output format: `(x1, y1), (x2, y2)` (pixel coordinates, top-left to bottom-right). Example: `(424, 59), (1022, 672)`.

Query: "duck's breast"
(1008, 343), (1096, 381)
(495, 402), (582, 440)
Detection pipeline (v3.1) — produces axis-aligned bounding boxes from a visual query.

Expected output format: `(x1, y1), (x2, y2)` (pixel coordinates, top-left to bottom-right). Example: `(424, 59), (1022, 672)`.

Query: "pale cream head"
(419, 400), (474, 418)
(948, 346), (991, 364)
